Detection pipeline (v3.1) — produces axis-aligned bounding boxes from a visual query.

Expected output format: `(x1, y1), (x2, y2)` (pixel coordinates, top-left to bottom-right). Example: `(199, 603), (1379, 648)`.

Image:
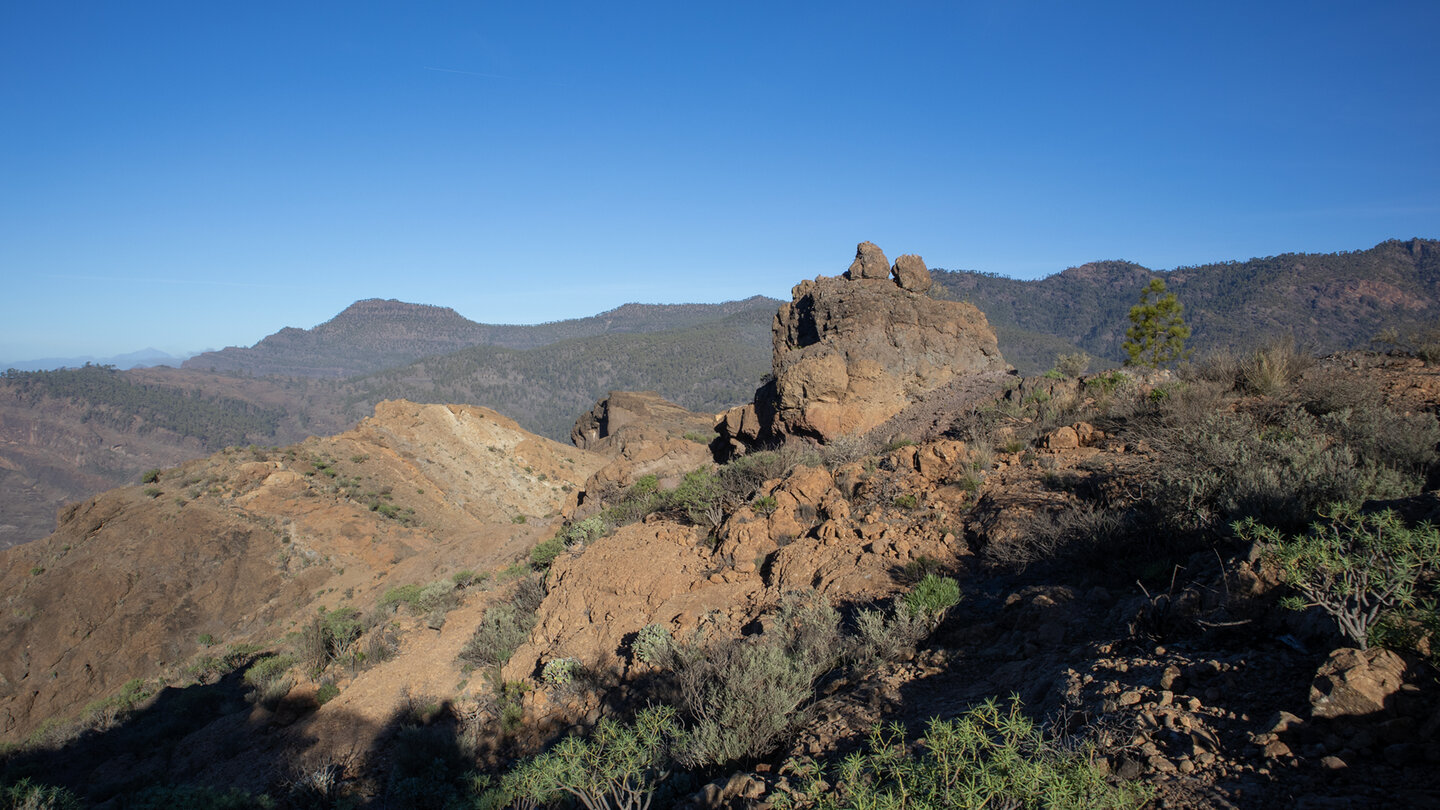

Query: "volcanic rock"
(892, 253), (933, 292)
(845, 241), (892, 280)
(768, 249), (1007, 442)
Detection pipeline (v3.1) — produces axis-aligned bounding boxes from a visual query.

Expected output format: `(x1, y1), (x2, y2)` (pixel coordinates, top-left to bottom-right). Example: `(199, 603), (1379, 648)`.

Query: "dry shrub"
(672, 591), (841, 767)
(1240, 339), (1313, 395)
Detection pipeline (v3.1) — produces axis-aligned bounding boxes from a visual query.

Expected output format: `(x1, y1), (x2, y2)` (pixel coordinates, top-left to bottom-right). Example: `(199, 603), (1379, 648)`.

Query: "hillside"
(935, 237), (1440, 373)
(334, 301), (776, 441)
(0, 365), (351, 550)
(184, 296), (781, 378)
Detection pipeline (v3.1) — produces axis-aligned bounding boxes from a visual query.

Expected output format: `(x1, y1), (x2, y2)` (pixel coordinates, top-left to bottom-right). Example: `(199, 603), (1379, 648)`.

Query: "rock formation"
(720, 243), (1009, 450)
(569, 391), (717, 509)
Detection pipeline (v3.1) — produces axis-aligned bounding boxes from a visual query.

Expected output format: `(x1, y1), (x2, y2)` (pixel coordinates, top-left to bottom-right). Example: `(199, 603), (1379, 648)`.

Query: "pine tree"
(1123, 279), (1190, 368)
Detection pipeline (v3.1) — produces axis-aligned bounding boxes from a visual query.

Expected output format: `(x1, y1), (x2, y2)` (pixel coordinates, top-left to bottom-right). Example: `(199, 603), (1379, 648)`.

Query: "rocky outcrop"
(1310, 647), (1411, 719)
(570, 392), (717, 508)
(720, 243), (1009, 450)
(571, 391), (714, 452)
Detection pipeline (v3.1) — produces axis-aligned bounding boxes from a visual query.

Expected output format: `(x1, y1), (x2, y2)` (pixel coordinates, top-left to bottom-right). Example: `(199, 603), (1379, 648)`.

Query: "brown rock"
(892, 254), (933, 292)
(767, 261), (1006, 443)
(845, 241), (891, 280)
(1310, 647), (1410, 719)
(1044, 426), (1080, 450)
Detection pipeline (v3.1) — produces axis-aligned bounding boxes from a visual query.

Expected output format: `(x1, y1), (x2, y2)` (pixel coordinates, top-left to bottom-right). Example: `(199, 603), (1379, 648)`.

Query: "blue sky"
(3, 1), (1437, 360)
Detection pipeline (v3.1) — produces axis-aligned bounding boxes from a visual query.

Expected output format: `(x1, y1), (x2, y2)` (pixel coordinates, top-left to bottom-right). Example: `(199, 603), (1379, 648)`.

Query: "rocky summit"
(720, 242), (1009, 451)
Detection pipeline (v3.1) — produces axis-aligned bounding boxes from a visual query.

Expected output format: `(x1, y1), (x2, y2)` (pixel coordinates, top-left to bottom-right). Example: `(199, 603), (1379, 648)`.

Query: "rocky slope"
(0, 400), (604, 746)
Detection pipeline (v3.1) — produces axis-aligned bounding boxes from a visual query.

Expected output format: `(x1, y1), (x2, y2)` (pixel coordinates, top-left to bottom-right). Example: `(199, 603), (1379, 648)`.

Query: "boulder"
(845, 241), (891, 280)
(1310, 647), (1410, 719)
(892, 253), (933, 292)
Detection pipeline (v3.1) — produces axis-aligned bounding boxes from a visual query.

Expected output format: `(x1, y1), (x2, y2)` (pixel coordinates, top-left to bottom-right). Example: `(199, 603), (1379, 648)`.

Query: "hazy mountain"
(1, 348), (193, 372)
(183, 296), (782, 378)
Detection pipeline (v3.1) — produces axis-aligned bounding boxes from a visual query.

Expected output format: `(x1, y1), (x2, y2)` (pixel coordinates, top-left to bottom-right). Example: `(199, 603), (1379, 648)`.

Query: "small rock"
(1119, 690), (1143, 706)
(1320, 755), (1348, 770)
(1268, 710), (1305, 735)
(1263, 740), (1293, 759)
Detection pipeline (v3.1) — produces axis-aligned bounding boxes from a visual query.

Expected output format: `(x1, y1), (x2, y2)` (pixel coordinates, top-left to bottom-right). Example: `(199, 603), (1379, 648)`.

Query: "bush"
(541, 657), (582, 686)
(904, 574), (961, 629)
(789, 699), (1150, 810)
(672, 591), (841, 767)
(1, 778), (83, 810)
(851, 598), (930, 667)
(501, 706), (681, 808)
(632, 623), (673, 666)
(458, 577), (544, 670)
(140, 468), (163, 484)
(1240, 339), (1312, 395)
(1147, 405), (1419, 532)
(1238, 504), (1440, 648)
(1054, 352), (1091, 378)
(295, 606), (364, 678)
(244, 654), (295, 708)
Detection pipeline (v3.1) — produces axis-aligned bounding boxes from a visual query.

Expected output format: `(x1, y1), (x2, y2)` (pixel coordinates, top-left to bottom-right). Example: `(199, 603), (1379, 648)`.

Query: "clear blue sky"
(3, 1), (1437, 360)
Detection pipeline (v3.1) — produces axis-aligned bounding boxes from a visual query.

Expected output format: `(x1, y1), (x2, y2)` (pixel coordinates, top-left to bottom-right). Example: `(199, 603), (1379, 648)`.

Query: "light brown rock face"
(766, 249), (1007, 442)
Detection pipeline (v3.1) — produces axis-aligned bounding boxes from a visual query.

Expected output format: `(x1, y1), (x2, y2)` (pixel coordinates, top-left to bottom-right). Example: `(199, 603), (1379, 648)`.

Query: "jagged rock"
(1310, 647), (1410, 719)
(892, 253), (933, 292)
(845, 241), (891, 280)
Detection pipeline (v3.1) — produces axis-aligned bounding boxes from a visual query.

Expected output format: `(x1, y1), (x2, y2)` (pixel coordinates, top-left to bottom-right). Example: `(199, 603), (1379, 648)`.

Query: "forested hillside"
(936, 238), (1440, 373)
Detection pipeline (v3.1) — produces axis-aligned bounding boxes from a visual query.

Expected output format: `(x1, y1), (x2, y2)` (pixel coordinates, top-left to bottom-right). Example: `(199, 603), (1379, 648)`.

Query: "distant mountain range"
(1, 347), (195, 372)
(183, 296), (782, 378)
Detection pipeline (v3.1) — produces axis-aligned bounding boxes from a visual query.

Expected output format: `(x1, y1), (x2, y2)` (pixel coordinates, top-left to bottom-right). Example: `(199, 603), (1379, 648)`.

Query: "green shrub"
(1054, 352), (1091, 378)
(851, 598), (930, 667)
(294, 606), (365, 678)
(904, 574), (961, 628)
(673, 591), (841, 767)
(244, 654), (295, 708)
(1238, 504), (1440, 648)
(541, 657), (582, 686)
(142, 486), (162, 498)
(530, 535), (567, 570)
(892, 493), (918, 510)
(789, 699), (1150, 810)
(1149, 405), (1420, 532)
(140, 468), (163, 484)
(0, 778), (83, 810)
(458, 577), (544, 669)
(315, 682), (341, 705)
(632, 623), (673, 666)
(1240, 340), (1311, 395)
(502, 705), (680, 808)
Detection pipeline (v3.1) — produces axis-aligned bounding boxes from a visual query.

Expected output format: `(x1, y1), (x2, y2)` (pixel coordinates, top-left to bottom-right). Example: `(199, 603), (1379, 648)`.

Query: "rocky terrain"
(2, 243), (1439, 808)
